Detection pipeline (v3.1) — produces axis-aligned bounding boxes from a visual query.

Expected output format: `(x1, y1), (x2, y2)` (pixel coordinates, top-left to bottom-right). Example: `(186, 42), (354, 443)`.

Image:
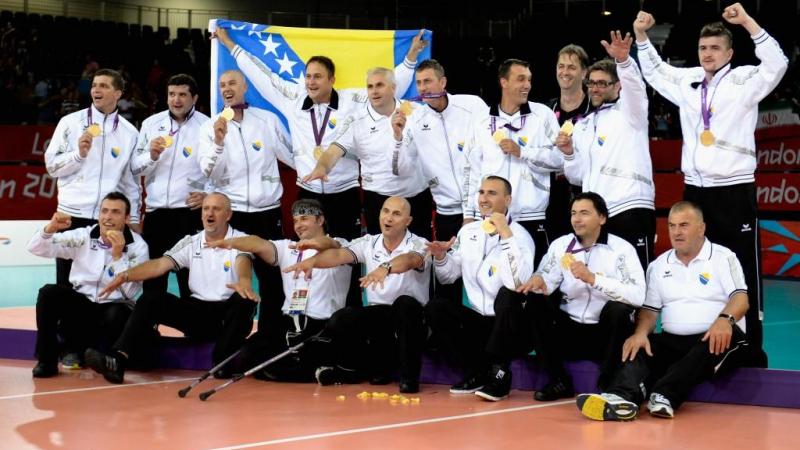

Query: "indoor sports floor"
(0, 268), (798, 449)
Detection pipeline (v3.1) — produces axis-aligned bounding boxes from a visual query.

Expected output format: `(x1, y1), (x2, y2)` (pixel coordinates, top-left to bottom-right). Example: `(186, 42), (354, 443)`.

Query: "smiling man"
(284, 196), (431, 393)
(27, 192), (149, 377)
(85, 193), (258, 384)
(576, 201), (750, 421)
(558, 31), (655, 271)
(518, 192), (645, 401)
(426, 176), (535, 401)
(466, 59), (563, 269)
(633, 3), (787, 365)
(131, 74), (211, 297)
(44, 69), (141, 287)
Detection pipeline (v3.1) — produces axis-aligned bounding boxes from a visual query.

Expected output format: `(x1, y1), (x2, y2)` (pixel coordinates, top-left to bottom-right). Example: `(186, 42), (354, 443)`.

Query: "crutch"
(177, 348), (243, 398)
(198, 330), (324, 401)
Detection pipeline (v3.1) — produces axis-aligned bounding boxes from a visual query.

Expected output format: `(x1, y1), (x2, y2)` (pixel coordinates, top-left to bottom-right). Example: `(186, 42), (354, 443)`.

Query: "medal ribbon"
(310, 106), (332, 148)
(700, 67), (732, 133)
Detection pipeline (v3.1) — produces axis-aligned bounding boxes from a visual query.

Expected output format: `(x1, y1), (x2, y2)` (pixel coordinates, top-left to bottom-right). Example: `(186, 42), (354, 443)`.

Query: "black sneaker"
(450, 372), (486, 394)
(32, 362), (58, 378)
(399, 378), (419, 394)
(314, 365), (360, 386)
(534, 377), (575, 401)
(475, 365), (511, 401)
(85, 348), (126, 384)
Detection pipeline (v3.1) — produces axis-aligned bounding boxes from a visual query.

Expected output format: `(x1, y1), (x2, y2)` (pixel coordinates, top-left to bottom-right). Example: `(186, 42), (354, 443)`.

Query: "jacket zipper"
(237, 126), (251, 212)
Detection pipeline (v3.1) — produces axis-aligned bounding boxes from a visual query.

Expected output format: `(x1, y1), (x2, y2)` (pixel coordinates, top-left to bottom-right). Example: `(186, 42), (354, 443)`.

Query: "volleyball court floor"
(1, 271), (798, 449)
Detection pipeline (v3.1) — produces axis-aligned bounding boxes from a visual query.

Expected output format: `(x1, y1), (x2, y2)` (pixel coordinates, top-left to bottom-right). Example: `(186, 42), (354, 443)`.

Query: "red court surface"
(1, 359), (797, 450)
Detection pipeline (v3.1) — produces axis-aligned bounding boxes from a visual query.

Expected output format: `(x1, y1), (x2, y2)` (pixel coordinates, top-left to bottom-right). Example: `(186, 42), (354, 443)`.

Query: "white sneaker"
(576, 393), (638, 421)
(648, 393), (674, 419)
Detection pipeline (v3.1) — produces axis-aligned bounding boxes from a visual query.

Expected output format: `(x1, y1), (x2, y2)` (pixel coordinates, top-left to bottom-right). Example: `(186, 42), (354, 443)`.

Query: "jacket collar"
(302, 89), (339, 111)
(490, 101), (531, 118)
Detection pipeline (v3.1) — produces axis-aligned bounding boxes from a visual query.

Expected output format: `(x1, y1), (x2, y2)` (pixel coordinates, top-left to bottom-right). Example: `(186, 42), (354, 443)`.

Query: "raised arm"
(722, 3), (788, 107)
(633, 11), (692, 106)
(601, 30), (649, 129)
(216, 27), (300, 113)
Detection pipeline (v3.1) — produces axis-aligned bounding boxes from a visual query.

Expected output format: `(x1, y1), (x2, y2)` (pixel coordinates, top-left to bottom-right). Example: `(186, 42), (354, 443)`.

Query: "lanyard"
(309, 106), (332, 147)
(700, 67), (732, 131)
(87, 107), (120, 133)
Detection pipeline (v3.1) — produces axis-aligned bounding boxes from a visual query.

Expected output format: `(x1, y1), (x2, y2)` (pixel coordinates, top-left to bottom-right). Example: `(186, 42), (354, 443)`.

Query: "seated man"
(208, 199), (351, 380)
(285, 197), (430, 393)
(519, 192), (645, 401)
(85, 192), (257, 384)
(426, 175), (536, 401)
(577, 201), (750, 421)
(27, 192), (149, 377)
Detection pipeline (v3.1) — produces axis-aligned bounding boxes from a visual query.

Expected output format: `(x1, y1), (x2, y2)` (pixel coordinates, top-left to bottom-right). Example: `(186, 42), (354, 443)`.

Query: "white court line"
(0, 376), (195, 401)
(210, 399), (575, 450)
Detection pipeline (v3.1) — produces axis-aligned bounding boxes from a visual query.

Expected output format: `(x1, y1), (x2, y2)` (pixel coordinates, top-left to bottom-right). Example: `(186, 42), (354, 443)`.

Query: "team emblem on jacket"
(517, 136), (528, 147)
(699, 272), (711, 285)
(328, 118), (337, 130)
(107, 267), (115, 277)
(182, 146), (192, 157)
(224, 260), (232, 272)
(252, 140), (263, 151)
(597, 135), (606, 146)
(110, 147), (121, 158)
(488, 265), (497, 277)
(457, 141), (464, 152)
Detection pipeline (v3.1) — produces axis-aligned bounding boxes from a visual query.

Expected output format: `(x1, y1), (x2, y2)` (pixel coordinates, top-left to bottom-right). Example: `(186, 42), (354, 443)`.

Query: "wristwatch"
(379, 261), (392, 274)
(718, 313), (736, 326)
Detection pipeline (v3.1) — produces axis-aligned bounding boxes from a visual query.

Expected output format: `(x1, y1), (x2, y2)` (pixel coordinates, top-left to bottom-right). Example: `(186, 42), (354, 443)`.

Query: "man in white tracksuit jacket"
(427, 176), (535, 402)
(518, 192), (645, 402)
(559, 32), (655, 271)
(45, 69), (141, 286)
(131, 74), (211, 297)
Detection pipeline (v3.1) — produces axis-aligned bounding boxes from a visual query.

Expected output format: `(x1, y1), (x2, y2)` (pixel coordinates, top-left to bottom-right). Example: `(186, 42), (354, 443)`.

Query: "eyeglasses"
(584, 79), (617, 88)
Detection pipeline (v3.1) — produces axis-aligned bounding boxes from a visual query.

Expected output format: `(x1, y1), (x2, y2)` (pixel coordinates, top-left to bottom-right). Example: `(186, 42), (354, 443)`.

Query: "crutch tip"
(178, 388), (190, 398)
(199, 391), (213, 401)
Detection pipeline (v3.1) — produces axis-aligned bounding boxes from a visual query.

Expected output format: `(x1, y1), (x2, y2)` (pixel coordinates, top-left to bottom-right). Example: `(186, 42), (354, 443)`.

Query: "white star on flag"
(276, 52), (298, 75)
(248, 23), (264, 38)
(260, 34), (280, 57)
(292, 71), (305, 84)
(230, 23), (246, 30)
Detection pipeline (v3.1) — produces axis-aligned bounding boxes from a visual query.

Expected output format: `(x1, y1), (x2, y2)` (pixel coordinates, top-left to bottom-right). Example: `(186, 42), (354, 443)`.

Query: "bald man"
(285, 197), (431, 393)
(198, 69), (294, 348)
(85, 193), (258, 384)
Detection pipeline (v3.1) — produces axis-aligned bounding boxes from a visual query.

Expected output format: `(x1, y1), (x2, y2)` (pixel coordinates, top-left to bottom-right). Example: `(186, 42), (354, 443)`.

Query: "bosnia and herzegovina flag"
(209, 19), (433, 124)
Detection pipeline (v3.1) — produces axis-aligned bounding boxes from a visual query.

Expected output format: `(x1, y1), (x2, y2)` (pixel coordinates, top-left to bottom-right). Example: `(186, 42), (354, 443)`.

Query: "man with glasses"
(556, 32), (655, 270)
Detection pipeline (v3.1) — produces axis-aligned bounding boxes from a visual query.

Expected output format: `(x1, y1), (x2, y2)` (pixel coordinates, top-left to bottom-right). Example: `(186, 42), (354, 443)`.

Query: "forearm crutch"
(198, 330), (324, 401)
(177, 348), (243, 398)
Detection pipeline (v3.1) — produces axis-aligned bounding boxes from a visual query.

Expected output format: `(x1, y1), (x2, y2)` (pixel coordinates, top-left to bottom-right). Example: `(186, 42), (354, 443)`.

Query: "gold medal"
(313, 145), (323, 160)
(399, 101), (414, 116)
(481, 219), (497, 235)
(561, 253), (576, 269)
(220, 107), (235, 121)
(559, 120), (574, 136)
(492, 130), (506, 144)
(700, 129), (715, 146)
(86, 124), (101, 137)
(162, 135), (173, 147)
